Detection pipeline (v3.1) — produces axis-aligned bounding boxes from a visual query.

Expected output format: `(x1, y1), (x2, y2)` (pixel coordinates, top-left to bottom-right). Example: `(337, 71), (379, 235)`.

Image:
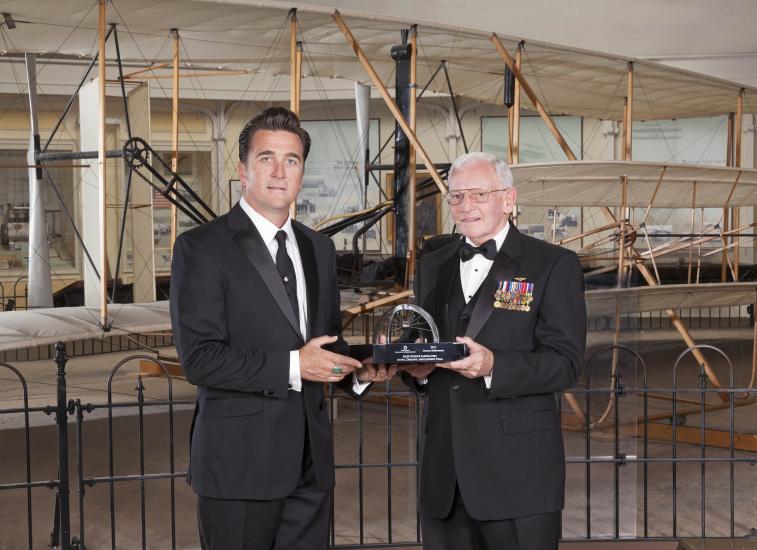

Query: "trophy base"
(349, 342), (468, 364)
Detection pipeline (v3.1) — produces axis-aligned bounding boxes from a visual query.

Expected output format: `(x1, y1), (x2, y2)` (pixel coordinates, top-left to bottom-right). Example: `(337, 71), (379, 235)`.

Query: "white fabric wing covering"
(0, 302), (171, 351)
(2, 1), (754, 119)
(585, 283), (757, 316)
(511, 161), (757, 208)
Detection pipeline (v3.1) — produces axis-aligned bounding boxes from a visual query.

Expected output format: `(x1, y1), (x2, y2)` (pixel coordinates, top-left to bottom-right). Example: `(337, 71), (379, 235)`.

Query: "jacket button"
(451, 384), (460, 391)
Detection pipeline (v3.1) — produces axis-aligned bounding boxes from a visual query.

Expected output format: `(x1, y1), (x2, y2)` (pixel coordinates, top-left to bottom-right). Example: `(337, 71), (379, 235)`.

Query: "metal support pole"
(391, 32), (412, 281)
(170, 28), (180, 253)
(25, 52), (54, 308)
(442, 61), (467, 154)
(97, 0), (109, 328)
(54, 342), (72, 550)
(406, 26), (418, 288)
(112, 24), (133, 303)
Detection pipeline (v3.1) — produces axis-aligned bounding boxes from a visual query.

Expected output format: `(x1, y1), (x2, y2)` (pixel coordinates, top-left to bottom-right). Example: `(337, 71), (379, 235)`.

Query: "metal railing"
(0, 276), (29, 311)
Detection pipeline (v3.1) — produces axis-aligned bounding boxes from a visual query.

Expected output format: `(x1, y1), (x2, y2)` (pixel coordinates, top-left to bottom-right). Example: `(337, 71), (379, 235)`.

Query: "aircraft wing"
(3, 2), (755, 120)
(0, 301), (171, 352)
(585, 282), (757, 317)
(512, 161), (757, 208)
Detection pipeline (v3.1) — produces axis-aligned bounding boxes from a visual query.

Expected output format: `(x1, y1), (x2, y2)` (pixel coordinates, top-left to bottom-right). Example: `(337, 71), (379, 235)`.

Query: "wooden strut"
(581, 65), (633, 430)
(122, 69), (252, 80)
(637, 222), (756, 261)
(702, 235), (754, 258)
(718, 170), (742, 282)
(295, 44), (302, 110)
(696, 207), (704, 283)
(289, 9), (300, 220)
(290, 9), (300, 116)
(333, 10), (447, 196)
(121, 62), (170, 79)
(687, 184), (696, 284)
(341, 290), (413, 330)
(98, 0), (108, 328)
(640, 166), (667, 284)
(723, 114), (734, 282)
(558, 222), (621, 246)
(733, 90), (743, 280)
(512, 45), (522, 165)
(507, 43), (522, 165)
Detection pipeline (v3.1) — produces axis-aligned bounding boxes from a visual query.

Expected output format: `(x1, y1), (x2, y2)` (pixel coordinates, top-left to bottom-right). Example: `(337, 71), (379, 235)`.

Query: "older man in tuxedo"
(403, 152), (586, 549)
(171, 106), (388, 550)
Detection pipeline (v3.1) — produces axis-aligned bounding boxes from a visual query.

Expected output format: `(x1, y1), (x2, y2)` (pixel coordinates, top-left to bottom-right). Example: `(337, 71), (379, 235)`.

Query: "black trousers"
(197, 416), (330, 549)
(420, 485), (561, 550)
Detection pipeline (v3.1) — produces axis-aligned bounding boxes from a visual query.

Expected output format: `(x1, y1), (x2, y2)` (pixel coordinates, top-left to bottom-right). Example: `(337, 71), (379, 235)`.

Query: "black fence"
(0, 276), (28, 312)
(2, 341), (757, 548)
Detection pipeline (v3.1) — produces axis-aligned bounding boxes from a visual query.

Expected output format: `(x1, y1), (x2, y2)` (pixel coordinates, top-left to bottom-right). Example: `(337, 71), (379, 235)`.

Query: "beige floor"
(1, 325), (757, 548)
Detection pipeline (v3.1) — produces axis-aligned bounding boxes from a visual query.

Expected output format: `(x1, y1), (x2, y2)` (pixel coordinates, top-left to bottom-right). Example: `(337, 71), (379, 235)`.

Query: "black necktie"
(459, 239), (497, 262)
(275, 230), (299, 325)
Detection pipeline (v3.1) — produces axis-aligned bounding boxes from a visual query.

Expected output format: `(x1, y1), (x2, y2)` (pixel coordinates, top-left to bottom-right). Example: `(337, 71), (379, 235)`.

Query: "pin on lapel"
(493, 278), (534, 312)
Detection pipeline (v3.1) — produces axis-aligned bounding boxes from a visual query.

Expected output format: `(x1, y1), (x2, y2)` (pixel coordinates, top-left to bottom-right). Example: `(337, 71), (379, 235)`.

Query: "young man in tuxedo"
(403, 152), (586, 549)
(170, 106), (388, 550)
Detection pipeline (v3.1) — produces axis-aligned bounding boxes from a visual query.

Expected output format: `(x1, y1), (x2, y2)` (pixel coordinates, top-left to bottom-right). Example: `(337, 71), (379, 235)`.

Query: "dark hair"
(238, 106), (311, 163)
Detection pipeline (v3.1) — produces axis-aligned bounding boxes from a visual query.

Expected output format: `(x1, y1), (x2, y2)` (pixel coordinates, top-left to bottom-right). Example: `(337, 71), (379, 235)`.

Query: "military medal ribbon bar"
(494, 279), (535, 312)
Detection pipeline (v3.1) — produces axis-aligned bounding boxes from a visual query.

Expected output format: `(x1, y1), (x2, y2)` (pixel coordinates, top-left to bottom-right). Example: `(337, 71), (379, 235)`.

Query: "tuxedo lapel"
(464, 226), (523, 340)
(293, 222), (318, 341)
(229, 205), (302, 340)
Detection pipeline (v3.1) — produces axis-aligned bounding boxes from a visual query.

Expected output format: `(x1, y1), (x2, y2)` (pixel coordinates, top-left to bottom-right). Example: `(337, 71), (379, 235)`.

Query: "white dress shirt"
(239, 198), (307, 391)
(459, 222), (509, 389)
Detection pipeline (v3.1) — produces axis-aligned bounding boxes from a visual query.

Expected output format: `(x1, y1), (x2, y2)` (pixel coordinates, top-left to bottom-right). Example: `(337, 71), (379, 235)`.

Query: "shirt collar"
(464, 221), (510, 254)
(239, 197), (294, 247)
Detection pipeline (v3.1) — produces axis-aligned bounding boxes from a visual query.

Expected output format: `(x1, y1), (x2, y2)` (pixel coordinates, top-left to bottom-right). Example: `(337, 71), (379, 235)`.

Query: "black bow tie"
(459, 239), (497, 262)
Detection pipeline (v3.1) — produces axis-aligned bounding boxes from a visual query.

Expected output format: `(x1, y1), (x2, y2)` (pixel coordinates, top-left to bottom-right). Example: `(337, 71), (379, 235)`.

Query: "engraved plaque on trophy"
(349, 304), (468, 364)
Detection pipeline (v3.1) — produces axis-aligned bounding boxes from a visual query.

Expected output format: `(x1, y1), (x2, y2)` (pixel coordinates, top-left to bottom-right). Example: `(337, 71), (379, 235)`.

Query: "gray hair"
(448, 152), (513, 189)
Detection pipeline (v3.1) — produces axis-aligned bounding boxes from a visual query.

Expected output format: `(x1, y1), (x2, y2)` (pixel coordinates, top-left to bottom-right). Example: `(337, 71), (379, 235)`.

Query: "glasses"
(444, 188), (507, 206)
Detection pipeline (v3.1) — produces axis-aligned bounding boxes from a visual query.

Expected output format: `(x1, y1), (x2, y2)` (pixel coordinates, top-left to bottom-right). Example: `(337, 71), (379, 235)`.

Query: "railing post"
(54, 341), (73, 550)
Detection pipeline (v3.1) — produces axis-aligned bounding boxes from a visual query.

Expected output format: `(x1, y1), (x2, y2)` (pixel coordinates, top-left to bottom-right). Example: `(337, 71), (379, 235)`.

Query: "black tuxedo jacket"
(170, 203), (345, 500)
(408, 225), (586, 521)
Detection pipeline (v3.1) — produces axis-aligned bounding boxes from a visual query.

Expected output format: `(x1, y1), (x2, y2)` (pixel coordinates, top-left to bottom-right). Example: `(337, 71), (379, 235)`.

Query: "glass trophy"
(349, 304), (468, 364)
